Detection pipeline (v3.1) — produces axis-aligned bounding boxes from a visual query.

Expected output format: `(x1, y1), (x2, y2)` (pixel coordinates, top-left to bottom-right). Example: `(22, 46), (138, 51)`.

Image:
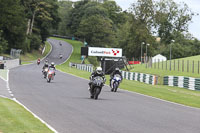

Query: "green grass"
(0, 69), (7, 81)
(0, 97), (52, 133)
(21, 41), (51, 64)
(50, 37), (90, 72)
(131, 55), (200, 78)
(52, 37), (200, 108)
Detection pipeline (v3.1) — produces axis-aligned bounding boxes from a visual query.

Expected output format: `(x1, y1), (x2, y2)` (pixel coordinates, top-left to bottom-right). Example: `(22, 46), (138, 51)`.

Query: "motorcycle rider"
(59, 41), (62, 46)
(88, 67), (106, 97)
(59, 53), (63, 59)
(37, 58), (40, 65)
(110, 67), (123, 87)
(42, 60), (49, 71)
(48, 62), (56, 75)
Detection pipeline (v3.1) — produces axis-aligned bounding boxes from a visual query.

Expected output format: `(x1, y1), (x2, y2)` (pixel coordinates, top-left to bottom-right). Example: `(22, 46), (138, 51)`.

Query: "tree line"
(0, 0), (60, 54)
(55, 0), (200, 60)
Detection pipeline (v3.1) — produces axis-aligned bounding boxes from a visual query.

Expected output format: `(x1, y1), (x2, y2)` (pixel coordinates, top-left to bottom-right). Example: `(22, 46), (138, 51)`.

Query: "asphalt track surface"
(9, 39), (200, 133)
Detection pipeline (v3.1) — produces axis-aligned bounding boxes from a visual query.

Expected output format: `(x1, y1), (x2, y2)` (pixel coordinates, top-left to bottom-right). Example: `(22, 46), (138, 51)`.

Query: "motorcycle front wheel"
(94, 87), (101, 100)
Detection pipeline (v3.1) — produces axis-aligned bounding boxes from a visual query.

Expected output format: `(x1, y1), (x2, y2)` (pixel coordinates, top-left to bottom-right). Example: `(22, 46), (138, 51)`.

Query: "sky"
(113, 0), (200, 39)
(70, 0), (200, 39)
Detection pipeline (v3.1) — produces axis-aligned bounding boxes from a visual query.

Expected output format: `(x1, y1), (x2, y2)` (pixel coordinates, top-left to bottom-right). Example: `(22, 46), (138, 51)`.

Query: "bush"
(28, 34), (42, 51)
(87, 56), (99, 67)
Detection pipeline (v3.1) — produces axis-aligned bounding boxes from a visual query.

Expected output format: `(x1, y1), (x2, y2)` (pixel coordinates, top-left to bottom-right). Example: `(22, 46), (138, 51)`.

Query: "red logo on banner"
(112, 50), (120, 56)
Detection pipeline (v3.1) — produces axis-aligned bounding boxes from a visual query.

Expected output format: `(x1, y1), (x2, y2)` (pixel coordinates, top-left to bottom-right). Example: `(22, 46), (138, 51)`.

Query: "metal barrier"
(69, 62), (93, 73)
(163, 76), (200, 91)
(121, 71), (158, 85)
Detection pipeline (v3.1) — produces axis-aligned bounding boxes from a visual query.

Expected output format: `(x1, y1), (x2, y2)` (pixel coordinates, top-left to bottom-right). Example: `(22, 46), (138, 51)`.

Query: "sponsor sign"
(88, 47), (122, 57)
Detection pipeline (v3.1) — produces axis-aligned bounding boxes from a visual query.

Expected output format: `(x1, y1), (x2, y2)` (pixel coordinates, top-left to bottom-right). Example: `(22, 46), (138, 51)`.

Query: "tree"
(0, 30), (8, 54)
(154, 0), (194, 44)
(77, 15), (115, 47)
(0, 0), (26, 51)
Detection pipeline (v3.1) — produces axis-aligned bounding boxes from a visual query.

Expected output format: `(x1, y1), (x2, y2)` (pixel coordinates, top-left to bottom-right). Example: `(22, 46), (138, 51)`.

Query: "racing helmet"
(96, 67), (102, 74)
(51, 62), (55, 67)
(115, 67), (120, 71)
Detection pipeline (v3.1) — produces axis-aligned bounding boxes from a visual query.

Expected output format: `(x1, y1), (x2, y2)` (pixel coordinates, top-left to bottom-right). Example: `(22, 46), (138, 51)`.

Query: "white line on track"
(7, 68), (59, 133)
(12, 98), (58, 133)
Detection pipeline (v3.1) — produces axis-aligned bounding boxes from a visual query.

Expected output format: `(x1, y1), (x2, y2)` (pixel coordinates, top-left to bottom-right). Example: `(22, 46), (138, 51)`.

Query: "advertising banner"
(88, 47), (122, 57)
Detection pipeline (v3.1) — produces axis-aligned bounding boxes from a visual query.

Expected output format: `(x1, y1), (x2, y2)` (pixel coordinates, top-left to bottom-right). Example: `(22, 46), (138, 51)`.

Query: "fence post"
(158, 59), (160, 69)
(174, 60), (175, 71)
(166, 60), (167, 70)
(198, 61), (199, 74)
(187, 60), (189, 73)
(182, 60), (184, 72)
(170, 60), (171, 71)
(192, 60), (194, 73)
(162, 60), (163, 70)
(178, 60), (179, 71)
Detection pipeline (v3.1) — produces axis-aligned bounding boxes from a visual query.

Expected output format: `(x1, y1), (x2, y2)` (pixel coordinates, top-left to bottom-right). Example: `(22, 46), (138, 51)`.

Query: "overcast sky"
(70, 0), (200, 39)
(116, 0), (200, 39)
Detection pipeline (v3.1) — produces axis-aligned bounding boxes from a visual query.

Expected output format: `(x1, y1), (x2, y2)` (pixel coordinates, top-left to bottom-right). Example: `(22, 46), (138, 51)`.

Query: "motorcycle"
(111, 74), (122, 92)
(37, 60), (40, 65)
(46, 68), (55, 83)
(59, 54), (63, 59)
(89, 76), (104, 100)
(43, 67), (48, 78)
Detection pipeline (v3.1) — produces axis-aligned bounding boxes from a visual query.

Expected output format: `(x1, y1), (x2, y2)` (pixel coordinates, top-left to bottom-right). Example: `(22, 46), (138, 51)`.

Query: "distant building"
(152, 54), (167, 63)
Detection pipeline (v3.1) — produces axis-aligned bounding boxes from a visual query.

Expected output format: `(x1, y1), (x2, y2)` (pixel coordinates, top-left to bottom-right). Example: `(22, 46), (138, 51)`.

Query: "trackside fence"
(69, 62), (158, 85)
(121, 71), (158, 85)
(163, 76), (200, 91)
(69, 62), (93, 73)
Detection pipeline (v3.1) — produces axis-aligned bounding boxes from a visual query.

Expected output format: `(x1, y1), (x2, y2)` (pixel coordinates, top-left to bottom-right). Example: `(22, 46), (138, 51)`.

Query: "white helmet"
(96, 67), (102, 74)
(51, 62), (55, 66)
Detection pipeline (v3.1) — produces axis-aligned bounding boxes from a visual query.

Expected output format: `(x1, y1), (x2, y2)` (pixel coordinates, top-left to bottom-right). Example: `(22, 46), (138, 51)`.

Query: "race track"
(9, 39), (200, 133)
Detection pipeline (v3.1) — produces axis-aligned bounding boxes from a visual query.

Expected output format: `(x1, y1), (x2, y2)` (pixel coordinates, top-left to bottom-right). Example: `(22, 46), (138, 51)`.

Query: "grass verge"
(21, 42), (51, 64)
(52, 37), (200, 108)
(0, 69), (7, 81)
(0, 97), (52, 133)
(130, 55), (200, 78)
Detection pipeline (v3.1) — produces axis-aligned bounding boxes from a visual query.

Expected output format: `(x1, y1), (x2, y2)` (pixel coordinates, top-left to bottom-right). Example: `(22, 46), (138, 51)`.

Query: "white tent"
(152, 54), (167, 63)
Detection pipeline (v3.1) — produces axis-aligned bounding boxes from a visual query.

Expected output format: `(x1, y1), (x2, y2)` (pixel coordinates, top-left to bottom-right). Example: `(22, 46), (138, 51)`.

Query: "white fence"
(69, 62), (93, 73)
(1, 59), (20, 69)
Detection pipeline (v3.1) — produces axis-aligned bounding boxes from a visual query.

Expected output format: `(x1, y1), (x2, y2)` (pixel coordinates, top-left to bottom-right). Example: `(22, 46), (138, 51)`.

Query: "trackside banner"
(88, 47), (122, 57)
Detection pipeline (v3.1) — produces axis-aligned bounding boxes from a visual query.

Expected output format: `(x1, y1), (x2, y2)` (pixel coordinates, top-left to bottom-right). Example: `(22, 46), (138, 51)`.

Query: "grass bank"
(0, 97), (52, 133)
(130, 55), (200, 78)
(21, 41), (51, 64)
(52, 37), (200, 108)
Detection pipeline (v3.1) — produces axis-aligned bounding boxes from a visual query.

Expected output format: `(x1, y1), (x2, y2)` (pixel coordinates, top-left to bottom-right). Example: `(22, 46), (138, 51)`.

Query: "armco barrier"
(69, 62), (93, 73)
(121, 71), (158, 85)
(163, 76), (200, 91)
(69, 62), (158, 85)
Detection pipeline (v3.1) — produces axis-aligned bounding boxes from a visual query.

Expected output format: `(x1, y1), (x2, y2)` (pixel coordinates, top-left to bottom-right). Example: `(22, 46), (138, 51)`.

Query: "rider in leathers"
(110, 67), (123, 87)
(89, 67), (106, 97)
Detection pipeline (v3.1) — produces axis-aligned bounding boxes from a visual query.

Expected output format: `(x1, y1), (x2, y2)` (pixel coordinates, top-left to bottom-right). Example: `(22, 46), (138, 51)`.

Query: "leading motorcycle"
(47, 68), (55, 83)
(89, 76), (104, 100)
(110, 74), (122, 92)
